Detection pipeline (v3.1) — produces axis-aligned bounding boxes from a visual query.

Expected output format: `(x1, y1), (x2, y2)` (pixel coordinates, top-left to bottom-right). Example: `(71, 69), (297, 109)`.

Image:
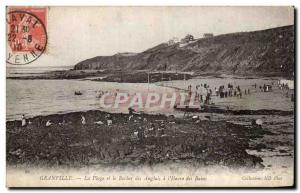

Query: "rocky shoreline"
(7, 70), (193, 83)
(7, 110), (270, 169)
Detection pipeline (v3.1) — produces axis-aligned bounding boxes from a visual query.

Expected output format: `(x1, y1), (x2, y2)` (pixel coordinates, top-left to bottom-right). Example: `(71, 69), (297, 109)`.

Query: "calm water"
(6, 66), (73, 78)
(6, 79), (171, 121)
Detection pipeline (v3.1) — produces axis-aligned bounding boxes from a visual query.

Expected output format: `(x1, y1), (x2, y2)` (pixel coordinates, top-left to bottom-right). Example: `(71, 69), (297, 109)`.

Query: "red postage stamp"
(6, 7), (47, 65)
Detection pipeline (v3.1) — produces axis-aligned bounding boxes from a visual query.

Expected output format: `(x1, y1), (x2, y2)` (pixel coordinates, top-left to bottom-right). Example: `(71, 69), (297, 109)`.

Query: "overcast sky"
(13, 6), (294, 67)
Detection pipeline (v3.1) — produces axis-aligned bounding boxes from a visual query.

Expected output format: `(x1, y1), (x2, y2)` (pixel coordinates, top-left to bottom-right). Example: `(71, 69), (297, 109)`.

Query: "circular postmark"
(6, 10), (47, 65)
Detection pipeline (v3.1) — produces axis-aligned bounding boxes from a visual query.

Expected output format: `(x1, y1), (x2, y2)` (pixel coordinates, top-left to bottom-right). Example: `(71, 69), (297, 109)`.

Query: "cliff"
(74, 25), (294, 78)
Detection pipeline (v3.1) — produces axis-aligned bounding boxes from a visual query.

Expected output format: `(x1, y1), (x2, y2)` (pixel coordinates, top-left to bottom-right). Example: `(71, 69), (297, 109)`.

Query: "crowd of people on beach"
(215, 84), (249, 99)
(186, 82), (253, 105)
(258, 84), (272, 92)
(278, 82), (291, 90)
(278, 81), (294, 102)
(188, 84), (212, 104)
(185, 80), (282, 105)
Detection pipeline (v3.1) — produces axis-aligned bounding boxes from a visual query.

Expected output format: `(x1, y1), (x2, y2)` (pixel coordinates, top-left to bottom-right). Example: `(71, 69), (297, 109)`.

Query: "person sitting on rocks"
(128, 107), (136, 121)
(252, 119), (263, 129)
(21, 114), (27, 127)
(59, 119), (67, 125)
(128, 107), (135, 115)
(46, 120), (52, 127)
(81, 115), (86, 125)
(137, 126), (145, 141)
(105, 114), (112, 126)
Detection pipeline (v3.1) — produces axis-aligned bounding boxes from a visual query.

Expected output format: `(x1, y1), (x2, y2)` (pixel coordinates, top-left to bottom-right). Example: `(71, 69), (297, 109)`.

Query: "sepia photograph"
(5, 6), (295, 187)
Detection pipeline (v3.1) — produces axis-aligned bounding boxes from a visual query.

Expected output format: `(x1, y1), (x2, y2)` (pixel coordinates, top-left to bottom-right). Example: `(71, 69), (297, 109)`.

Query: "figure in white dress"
(21, 114), (26, 127)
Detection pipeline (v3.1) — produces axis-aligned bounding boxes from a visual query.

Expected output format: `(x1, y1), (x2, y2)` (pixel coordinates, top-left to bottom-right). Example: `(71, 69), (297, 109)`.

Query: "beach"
(6, 67), (294, 185)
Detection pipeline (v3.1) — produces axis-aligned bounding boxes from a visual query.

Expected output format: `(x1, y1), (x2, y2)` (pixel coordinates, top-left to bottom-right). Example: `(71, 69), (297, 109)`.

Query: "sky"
(8, 6), (294, 67)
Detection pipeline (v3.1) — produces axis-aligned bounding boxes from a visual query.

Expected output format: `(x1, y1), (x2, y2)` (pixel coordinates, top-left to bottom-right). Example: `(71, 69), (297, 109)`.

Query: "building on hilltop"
(167, 37), (180, 45)
(203, 33), (214, 38)
(180, 34), (194, 44)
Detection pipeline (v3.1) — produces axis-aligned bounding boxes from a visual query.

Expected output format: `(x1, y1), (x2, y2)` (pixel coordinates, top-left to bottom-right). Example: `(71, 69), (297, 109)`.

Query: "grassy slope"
(74, 25), (294, 78)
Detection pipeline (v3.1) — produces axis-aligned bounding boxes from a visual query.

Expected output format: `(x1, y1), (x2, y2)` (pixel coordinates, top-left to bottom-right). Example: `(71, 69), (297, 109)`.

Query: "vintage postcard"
(6, 6), (295, 187)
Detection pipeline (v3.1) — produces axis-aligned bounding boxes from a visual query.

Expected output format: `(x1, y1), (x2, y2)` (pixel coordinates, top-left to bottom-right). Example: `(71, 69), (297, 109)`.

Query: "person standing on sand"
(215, 87), (219, 96)
(219, 86), (223, 98)
(196, 87), (201, 101)
(21, 114), (26, 127)
(199, 85), (203, 102)
(188, 85), (192, 92)
(224, 88), (228, 98)
(263, 84), (267, 92)
(195, 86), (199, 99)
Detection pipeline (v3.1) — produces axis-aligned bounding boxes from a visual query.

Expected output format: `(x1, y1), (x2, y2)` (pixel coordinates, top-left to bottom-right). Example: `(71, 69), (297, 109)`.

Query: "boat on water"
(74, 91), (83, 95)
